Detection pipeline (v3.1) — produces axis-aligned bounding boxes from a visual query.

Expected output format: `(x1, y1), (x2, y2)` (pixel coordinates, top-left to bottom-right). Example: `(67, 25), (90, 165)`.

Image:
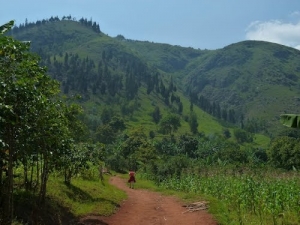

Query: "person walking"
(128, 170), (136, 189)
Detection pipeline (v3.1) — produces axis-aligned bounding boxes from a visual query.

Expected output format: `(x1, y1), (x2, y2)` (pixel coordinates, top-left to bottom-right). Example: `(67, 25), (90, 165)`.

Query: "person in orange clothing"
(128, 170), (136, 189)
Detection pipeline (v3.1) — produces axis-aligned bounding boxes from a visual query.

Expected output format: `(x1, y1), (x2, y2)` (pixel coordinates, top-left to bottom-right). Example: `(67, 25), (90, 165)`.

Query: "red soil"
(79, 176), (218, 225)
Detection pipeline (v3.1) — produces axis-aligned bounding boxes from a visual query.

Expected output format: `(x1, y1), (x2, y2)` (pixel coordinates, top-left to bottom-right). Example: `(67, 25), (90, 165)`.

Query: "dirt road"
(79, 176), (218, 225)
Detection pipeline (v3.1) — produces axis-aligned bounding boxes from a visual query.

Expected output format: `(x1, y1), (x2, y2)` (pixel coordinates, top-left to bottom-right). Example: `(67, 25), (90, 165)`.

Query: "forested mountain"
(122, 38), (300, 136)
(183, 41), (300, 135)
(8, 16), (300, 138)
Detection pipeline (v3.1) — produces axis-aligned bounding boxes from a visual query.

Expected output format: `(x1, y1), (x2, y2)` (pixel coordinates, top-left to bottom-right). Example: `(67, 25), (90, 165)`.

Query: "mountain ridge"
(8, 17), (300, 138)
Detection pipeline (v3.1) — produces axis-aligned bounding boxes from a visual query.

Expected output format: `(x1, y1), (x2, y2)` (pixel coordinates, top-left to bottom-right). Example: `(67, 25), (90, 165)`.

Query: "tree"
(101, 107), (113, 124)
(96, 124), (116, 144)
(214, 142), (248, 164)
(109, 116), (126, 132)
(233, 128), (253, 143)
(223, 128), (231, 139)
(178, 101), (183, 114)
(178, 134), (199, 158)
(189, 112), (198, 134)
(121, 127), (157, 170)
(159, 114), (181, 135)
(0, 20), (55, 223)
(0, 21), (83, 223)
(267, 136), (300, 170)
(152, 106), (161, 124)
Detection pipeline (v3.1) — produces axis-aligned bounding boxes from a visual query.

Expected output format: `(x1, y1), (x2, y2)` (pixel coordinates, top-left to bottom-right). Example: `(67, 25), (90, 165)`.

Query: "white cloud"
(245, 19), (300, 50)
(289, 11), (300, 18)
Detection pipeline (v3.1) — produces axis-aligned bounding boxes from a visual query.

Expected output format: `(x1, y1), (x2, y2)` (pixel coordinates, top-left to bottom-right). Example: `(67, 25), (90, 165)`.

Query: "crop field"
(157, 168), (300, 225)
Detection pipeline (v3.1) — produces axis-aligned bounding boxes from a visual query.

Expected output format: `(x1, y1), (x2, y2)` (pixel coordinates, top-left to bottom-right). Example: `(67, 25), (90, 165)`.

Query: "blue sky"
(1, 0), (300, 50)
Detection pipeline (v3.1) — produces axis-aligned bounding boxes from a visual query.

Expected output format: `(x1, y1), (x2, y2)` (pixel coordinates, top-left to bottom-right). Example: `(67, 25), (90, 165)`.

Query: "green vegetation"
(47, 174), (126, 217)
(11, 170), (125, 224)
(2, 17), (300, 225)
(10, 17), (300, 137)
(153, 167), (300, 225)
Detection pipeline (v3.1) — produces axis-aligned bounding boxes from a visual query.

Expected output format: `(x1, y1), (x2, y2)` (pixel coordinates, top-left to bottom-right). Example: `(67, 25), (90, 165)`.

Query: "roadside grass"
(12, 172), (126, 225)
(47, 174), (126, 217)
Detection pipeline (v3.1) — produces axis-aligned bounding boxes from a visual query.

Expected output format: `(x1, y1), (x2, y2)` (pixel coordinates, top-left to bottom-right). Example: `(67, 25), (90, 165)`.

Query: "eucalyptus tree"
(0, 20), (57, 224)
(0, 20), (77, 224)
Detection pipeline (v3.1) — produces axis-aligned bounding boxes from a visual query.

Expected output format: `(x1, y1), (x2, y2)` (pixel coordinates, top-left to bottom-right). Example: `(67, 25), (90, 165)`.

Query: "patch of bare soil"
(79, 176), (218, 225)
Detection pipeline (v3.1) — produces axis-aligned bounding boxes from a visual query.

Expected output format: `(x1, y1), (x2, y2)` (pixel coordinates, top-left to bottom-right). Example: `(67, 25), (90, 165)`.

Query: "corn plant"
(158, 170), (300, 225)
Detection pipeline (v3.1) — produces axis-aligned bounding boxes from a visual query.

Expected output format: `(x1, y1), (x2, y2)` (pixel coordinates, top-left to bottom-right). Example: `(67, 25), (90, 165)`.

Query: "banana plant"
(280, 114), (300, 128)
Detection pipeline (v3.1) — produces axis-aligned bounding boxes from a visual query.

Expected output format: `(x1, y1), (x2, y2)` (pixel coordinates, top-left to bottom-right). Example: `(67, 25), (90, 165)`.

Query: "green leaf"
(280, 114), (300, 128)
(0, 20), (14, 34)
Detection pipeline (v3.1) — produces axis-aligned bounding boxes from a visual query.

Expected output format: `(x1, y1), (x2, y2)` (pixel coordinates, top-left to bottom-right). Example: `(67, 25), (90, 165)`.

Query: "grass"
(47, 174), (126, 217)
(12, 172), (126, 225)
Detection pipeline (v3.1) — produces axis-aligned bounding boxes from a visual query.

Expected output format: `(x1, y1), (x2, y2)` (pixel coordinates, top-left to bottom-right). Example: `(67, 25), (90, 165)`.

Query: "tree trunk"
(23, 159), (28, 191)
(0, 160), (3, 198)
(39, 152), (48, 204)
(36, 153), (40, 188)
(2, 125), (15, 225)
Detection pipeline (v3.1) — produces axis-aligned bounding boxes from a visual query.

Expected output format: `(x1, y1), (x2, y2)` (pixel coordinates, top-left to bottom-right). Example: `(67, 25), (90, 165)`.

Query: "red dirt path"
(79, 176), (218, 225)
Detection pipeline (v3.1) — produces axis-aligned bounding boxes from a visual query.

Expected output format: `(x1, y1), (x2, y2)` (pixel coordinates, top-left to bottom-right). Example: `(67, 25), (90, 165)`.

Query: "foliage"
(0, 20), (60, 223)
(267, 136), (300, 170)
(61, 142), (105, 184)
(155, 166), (300, 225)
(0, 20), (87, 224)
(280, 114), (300, 128)
(222, 128), (231, 139)
(145, 155), (190, 182)
(214, 144), (248, 164)
(96, 124), (116, 144)
(177, 134), (199, 158)
(152, 106), (161, 124)
(121, 127), (157, 170)
(233, 128), (253, 143)
(154, 138), (181, 156)
(159, 113), (181, 135)
(188, 112), (199, 134)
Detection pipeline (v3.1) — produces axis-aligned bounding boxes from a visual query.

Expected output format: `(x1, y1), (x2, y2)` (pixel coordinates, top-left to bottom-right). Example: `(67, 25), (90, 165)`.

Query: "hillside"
(183, 41), (300, 135)
(8, 18), (232, 140)
(8, 17), (298, 139)
(117, 36), (300, 135)
(127, 38), (300, 135)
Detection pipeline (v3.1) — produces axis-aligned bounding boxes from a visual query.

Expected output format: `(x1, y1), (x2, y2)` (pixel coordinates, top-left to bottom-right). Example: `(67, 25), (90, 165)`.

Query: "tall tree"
(0, 21), (80, 223)
(152, 106), (162, 124)
(159, 114), (181, 135)
(189, 112), (199, 134)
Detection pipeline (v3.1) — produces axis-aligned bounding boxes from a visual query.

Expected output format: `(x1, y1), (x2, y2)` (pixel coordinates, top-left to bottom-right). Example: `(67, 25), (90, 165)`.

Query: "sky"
(1, 0), (300, 50)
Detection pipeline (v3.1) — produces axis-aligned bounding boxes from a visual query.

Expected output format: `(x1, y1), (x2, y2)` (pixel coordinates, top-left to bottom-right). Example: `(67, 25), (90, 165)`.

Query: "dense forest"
(1, 18), (300, 225)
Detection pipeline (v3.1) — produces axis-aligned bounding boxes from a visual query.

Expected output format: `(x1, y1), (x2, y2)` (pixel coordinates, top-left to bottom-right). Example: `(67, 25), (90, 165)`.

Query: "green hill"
(183, 41), (300, 135)
(10, 17), (298, 143)
(8, 19), (226, 137)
